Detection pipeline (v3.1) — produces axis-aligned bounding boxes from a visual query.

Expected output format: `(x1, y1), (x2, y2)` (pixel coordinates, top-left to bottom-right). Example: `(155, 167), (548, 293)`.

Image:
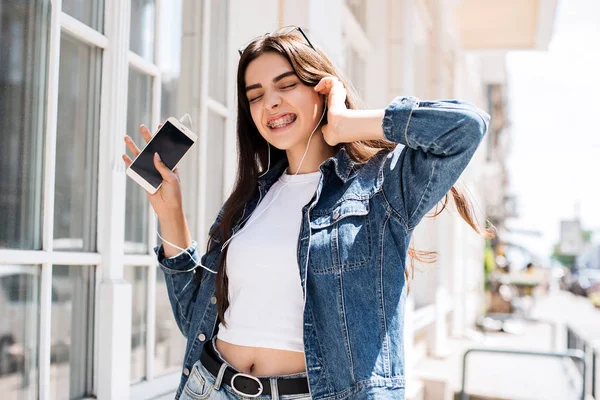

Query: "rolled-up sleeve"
(380, 97), (490, 229)
(154, 240), (201, 337)
(155, 240), (200, 274)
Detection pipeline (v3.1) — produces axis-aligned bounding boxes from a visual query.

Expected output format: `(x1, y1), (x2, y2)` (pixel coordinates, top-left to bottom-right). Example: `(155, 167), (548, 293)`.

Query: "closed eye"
(249, 94), (263, 103)
(248, 83), (297, 103)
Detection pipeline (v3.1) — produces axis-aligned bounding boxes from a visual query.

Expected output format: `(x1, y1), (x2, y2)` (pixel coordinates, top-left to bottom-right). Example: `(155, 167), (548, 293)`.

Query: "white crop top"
(217, 169), (321, 352)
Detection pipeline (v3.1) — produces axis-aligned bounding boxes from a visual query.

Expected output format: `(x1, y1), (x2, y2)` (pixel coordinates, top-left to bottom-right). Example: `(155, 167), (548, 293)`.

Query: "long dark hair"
(210, 30), (494, 326)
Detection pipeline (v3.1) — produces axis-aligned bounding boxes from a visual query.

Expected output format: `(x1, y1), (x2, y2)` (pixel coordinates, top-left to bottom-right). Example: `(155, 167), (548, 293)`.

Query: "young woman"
(123, 26), (492, 400)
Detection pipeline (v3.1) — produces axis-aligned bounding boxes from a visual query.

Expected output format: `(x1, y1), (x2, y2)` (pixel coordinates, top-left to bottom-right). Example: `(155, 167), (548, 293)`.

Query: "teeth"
(268, 114), (296, 129)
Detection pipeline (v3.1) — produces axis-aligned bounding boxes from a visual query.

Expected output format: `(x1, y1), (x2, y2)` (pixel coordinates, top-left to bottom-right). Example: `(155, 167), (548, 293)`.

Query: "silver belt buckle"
(231, 372), (263, 398)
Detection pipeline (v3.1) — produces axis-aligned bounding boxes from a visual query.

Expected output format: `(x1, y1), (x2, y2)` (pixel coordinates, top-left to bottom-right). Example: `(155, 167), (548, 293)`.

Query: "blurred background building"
(0, 0), (558, 399)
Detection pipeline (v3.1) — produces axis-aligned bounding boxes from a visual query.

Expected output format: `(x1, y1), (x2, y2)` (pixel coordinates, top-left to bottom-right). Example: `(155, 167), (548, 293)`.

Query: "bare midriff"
(215, 338), (306, 376)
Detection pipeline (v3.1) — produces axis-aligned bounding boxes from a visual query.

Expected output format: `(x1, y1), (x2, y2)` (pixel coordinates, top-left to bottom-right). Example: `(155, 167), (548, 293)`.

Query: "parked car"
(568, 268), (600, 297)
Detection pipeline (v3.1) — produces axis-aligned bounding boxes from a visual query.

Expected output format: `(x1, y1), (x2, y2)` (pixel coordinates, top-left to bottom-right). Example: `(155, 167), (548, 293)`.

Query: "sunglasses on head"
(238, 25), (316, 56)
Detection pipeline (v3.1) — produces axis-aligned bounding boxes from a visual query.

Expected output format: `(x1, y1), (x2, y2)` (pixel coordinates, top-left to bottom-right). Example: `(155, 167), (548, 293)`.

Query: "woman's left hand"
(314, 76), (350, 146)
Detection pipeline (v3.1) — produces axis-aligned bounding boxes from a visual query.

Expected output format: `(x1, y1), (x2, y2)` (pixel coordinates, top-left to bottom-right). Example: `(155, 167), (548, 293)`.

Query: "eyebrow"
(245, 71), (296, 92)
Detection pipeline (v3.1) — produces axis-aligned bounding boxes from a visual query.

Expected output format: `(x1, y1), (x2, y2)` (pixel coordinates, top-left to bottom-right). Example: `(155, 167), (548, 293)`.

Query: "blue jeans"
(179, 338), (311, 400)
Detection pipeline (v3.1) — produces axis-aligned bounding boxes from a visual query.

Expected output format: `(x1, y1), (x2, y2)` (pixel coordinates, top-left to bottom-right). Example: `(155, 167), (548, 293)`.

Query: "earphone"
(155, 101), (328, 276)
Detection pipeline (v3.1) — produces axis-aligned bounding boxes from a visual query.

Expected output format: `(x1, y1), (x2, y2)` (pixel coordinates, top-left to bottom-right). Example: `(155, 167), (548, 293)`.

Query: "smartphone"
(126, 117), (197, 194)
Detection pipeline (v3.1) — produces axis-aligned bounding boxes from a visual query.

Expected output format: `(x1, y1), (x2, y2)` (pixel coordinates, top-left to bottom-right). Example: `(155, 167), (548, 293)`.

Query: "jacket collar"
(257, 147), (356, 187)
(318, 146), (356, 183)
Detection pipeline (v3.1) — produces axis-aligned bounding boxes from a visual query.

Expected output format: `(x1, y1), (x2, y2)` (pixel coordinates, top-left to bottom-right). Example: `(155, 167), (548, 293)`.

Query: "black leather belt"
(200, 340), (310, 398)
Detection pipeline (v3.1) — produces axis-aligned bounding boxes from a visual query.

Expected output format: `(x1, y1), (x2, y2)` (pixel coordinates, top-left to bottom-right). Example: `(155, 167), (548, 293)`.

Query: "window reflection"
(158, 0), (199, 241)
(125, 266), (148, 383)
(205, 112), (225, 226)
(0, 266), (40, 399)
(53, 35), (101, 252)
(0, 0), (49, 250)
(154, 270), (186, 375)
(62, 0), (104, 32)
(124, 69), (152, 254)
(130, 0), (155, 61)
(208, 0), (228, 104)
(49, 265), (95, 399)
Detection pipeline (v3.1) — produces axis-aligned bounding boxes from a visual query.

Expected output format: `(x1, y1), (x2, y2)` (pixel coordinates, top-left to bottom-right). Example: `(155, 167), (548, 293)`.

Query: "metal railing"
(460, 348), (586, 400)
(567, 324), (600, 399)
(485, 313), (558, 351)
(595, 350), (598, 400)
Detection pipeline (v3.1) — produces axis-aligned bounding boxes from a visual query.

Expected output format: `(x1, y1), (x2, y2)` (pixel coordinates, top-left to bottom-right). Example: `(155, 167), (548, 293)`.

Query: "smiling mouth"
(267, 114), (297, 129)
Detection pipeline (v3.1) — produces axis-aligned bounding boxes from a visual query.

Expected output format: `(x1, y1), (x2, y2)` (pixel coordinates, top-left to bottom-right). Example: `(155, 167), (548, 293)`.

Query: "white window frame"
(196, 0), (232, 247)
(0, 0), (107, 398)
(0, 0), (231, 397)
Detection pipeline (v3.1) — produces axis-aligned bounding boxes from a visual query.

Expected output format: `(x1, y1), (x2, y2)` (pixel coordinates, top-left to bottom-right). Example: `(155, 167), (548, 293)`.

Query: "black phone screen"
(130, 121), (194, 188)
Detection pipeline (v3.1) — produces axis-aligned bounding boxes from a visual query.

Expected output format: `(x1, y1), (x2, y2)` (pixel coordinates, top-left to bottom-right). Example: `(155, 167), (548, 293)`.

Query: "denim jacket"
(155, 97), (490, 399)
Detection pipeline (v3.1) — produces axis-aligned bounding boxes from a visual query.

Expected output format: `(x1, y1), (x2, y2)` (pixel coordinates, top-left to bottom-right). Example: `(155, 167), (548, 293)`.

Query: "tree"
(551, 244), (576, 269)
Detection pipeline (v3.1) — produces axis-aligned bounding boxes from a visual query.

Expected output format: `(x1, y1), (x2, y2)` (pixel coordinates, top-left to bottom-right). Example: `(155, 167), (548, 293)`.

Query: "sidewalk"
(413, 290), (600, 400)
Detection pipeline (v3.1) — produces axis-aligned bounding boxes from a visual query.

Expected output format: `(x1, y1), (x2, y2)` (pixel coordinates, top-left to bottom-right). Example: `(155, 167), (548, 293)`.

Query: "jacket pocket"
(309, 198), (372, 274)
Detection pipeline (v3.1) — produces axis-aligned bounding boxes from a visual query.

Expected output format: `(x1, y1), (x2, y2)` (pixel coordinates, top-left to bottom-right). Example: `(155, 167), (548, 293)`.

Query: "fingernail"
(154, 152), (160, 161)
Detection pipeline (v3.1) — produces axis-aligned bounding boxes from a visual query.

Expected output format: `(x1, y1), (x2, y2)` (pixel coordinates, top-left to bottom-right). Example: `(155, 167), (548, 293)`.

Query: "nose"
(264, 90), (281, 110)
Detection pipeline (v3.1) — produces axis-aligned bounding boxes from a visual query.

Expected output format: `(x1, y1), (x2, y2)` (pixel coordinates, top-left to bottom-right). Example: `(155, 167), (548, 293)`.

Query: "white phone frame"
(126, 116), (198, 194)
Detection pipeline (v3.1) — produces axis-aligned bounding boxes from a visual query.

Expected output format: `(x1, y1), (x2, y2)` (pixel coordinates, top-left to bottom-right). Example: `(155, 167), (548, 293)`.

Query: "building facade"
(0, 0), (556, 399)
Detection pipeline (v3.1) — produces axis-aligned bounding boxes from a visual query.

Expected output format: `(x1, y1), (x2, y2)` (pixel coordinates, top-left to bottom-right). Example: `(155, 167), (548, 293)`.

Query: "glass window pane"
(0, 265), (40, 398)
(159, 0), (183, 122)
(0, 1), (50, 250)
(205, 112), (225, 225)
(208, 0), (228, 104)
(130, 0), (155, 61)
(125, 69), (152, 254)
(54, 35), (101, 252)
(154, 269), (186, 376)
(158, 0), (199, 238)
(62, 0), (104, 32)
(124, 266), (147, 383)
(49, 265), (95, 399)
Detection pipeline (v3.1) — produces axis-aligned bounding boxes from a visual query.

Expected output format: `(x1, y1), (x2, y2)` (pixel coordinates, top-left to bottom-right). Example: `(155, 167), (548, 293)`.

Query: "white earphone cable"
(154, 114), (218, 274)
(155, 106), (327, 274)
(219, 106), (326, 251)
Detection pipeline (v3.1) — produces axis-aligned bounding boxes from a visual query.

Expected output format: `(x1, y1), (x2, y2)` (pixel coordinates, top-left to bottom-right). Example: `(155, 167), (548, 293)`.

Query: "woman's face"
(244, 52), (325, 152)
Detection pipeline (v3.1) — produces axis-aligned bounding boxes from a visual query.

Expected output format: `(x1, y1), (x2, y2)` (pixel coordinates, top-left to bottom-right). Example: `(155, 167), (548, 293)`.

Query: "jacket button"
(198, 333), (206, 342)
(332, 210), (340, 221)
(211, 296), (217, 304)
(183, 368), (190, 376)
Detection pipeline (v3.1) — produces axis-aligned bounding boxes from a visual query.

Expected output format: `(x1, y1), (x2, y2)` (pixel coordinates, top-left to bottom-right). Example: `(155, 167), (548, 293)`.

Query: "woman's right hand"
(122, 124), (184, 217)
